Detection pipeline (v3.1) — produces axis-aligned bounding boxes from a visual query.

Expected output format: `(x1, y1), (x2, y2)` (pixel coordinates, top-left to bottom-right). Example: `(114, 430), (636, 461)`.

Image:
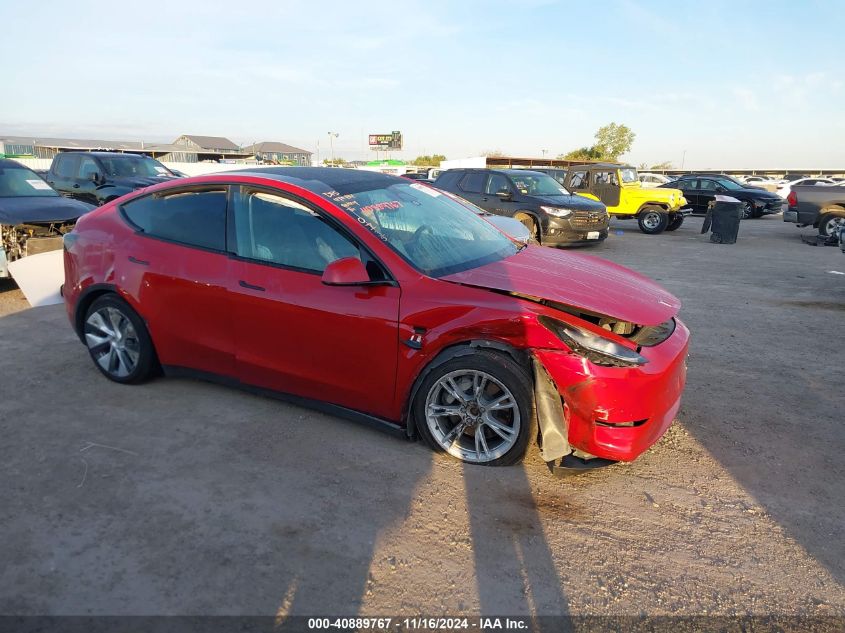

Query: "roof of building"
(0, 135), (144, 151)
(176, 135), (240, 151)
(242, 141), (312, 156)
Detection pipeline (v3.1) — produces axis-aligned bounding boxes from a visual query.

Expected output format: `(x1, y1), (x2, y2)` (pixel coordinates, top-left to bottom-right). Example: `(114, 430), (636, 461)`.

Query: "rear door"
(117, 186), (234, 376)
(456, 171), (488, 210)
(697, 178), (719, 212)
(48, 153), (80, 198)
(227, 186), (401, 419)
(675, 178), (700, 213)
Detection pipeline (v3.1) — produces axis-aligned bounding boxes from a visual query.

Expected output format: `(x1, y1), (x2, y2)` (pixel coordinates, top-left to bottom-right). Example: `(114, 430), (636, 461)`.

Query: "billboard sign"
(369, 131), (402, 150)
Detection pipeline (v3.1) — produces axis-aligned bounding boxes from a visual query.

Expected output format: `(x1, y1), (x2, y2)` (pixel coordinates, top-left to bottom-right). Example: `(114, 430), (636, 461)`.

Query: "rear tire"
(666, 214), (684, 231)
(818, 210), (845, 237)
(413, 350), (535, 467)
(83, 294), (157, 384)
(741, 202), (753, 220)
(637, 207), (669, 234)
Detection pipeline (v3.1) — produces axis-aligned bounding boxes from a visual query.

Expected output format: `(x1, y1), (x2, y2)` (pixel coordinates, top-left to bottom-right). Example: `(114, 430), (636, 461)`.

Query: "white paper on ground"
(7, 249), (64, 307)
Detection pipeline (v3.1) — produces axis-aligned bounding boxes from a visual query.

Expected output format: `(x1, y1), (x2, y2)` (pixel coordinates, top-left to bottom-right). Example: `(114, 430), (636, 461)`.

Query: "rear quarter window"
(459, 172), (486, 194)
(121, 188), (227, 251)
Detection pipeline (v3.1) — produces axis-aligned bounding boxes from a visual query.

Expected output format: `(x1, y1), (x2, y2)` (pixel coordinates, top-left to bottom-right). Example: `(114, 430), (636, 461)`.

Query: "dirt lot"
(0, 215), (843, 622)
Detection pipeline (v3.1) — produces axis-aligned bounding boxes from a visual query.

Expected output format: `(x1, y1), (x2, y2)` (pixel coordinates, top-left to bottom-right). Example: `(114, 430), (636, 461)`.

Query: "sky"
(1, 0), (844, 169)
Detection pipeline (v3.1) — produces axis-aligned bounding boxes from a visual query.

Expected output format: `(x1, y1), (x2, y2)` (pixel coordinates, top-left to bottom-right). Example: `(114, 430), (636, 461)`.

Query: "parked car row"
(660, 174), (784, 219)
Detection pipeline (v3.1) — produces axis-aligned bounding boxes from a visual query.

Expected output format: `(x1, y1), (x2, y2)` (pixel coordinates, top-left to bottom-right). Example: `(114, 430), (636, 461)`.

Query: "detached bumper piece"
(547, 452), (618, 476)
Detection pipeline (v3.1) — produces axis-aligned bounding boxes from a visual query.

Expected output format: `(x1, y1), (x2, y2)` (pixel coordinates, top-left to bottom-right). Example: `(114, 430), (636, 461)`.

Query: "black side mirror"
(496, 189), (513, 201)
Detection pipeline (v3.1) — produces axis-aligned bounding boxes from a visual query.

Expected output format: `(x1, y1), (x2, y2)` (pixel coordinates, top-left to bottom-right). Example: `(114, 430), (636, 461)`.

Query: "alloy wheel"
(642, 212), (662, 230)
(823, 215), (844, 237)
(741, 202), (753, 219)
(84, 306), (141, 378)
(424, 370), (521, 463)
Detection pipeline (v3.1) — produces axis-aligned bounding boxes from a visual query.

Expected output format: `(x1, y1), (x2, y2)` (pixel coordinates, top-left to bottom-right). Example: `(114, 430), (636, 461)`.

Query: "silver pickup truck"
(783, 184), (845, 236)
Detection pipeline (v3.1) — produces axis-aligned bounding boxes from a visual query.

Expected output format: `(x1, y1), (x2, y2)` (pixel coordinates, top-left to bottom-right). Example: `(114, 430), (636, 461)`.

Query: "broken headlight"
(539, 315), (648, 367)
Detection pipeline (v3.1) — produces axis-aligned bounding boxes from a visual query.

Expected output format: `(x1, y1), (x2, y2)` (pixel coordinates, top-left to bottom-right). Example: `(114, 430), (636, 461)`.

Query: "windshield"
(98, 155), (173, 178)
(0, 165), (58, 198)
(508, 172), (570, 196)
(620, 168), (638, 183)
(325, 181), (518, 277)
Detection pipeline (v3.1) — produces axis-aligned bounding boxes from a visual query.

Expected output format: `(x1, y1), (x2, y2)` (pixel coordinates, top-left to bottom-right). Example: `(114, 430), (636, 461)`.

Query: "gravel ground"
(0, 215), (843, 624)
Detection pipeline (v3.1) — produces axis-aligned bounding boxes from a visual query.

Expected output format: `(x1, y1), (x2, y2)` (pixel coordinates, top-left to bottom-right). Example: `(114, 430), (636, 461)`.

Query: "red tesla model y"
(63, 168), (688, 472)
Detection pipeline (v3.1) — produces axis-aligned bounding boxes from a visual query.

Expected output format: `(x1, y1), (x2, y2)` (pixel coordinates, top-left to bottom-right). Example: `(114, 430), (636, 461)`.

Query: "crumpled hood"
(441, 245), (680, 325)
(531, 194), (606, 210)
(0, 196), (95, 225)
(110, 175), (178, 189)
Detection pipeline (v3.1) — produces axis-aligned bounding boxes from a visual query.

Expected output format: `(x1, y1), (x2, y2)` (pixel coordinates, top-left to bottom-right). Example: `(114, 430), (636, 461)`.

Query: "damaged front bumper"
(531, 318), (689, 471)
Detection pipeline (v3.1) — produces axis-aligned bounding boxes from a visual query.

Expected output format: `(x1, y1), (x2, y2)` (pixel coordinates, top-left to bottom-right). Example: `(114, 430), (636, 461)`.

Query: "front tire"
(741, 202), (753, 220)
(413, 350), (535, 466)
(514, 213), (540, 243)
(666, 214), (684, 231)
(83, 294), (157, 384)
(637, 207), (668, 234)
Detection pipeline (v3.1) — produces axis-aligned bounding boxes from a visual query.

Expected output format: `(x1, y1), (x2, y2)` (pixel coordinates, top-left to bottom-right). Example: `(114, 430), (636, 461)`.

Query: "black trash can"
(701, 200), (742, 244)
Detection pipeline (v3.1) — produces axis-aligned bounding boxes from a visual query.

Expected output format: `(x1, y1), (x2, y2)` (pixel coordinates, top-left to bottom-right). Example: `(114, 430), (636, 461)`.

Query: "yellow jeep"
(564, 164), (689, 234)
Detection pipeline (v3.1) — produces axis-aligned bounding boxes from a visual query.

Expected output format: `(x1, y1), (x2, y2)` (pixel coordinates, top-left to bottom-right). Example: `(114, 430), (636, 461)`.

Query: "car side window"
(233, 189), (360, 273)
(54, 154), (79, 179)
(592, 171), (618, 186)
(699, 180), (717, 191)
(121, 188), (227, 251)
(459, 173), (486, 194)
(569, 171), (588, 190)
(77, 157), (100, 180)
(485, 173), (511, 195)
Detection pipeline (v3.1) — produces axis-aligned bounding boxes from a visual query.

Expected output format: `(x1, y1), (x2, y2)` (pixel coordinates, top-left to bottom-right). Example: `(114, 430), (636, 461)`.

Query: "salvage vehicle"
(64, 168), (689, 472)
(662, 175), (784, 219)
(563, 164), (689, 234)
(47, 151), (178, 206)
(783, 184), (845, 236)
(0, 159), (93, 278)
(434, 168), (609, 246)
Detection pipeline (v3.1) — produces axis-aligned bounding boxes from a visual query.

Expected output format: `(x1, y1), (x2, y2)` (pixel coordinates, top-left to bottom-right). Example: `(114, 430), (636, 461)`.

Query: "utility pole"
(681, 150), (687, 170)
(328, 132), (338, 166)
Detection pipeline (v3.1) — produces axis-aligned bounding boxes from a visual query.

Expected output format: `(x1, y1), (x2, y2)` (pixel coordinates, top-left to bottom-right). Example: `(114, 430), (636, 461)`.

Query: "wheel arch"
(817, 204), (845, 224)
(637, 202), (669, 215)
(73, 283), (120, 341)
(402, 339), (530, 439)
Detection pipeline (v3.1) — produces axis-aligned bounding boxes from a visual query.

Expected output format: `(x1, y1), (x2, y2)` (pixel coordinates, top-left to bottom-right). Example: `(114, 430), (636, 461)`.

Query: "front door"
(228, 186), (401, 419)
(74, 156), (103, 205)
(678, 179), (701, 213)
(481, 173), (520, 218)
(591, 170), (621, 208)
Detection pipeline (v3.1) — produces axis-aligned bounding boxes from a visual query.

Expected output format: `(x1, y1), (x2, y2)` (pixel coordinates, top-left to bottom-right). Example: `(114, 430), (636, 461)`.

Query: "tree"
(322, 157), (347, 166)
(560, 146), (602, 161)
(559, 122), (636, 162)
(481, 149), (504, 158)
(593, 122), (635, 161)
(412, 154), (446, 166)
(650, 161), (674, 170)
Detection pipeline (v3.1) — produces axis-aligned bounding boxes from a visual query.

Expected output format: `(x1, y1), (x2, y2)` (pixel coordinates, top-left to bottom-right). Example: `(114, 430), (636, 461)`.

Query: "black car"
(0, 159), (94, 277)
(47, 151), (179, 206)
(433, 168), (608, 246)
(661, 174), (783, 219)
(402, 172), (434, 184)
